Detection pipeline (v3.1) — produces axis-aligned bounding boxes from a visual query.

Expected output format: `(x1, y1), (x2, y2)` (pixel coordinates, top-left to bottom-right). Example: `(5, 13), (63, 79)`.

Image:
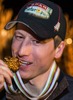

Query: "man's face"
(11, 23), (55, 80)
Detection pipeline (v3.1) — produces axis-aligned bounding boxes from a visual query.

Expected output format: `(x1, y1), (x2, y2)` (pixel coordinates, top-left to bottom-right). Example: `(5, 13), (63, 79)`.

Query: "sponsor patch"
(24, 3), (53, 19)
(54, 22), (60, 31)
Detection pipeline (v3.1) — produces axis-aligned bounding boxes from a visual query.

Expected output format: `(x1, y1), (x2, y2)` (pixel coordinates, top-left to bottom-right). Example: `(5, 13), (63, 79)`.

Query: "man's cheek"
(11, 47), (17, 56)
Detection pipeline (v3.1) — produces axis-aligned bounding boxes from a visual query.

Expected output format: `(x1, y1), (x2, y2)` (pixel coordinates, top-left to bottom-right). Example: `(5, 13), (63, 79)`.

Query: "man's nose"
(18, 40), (32, 56)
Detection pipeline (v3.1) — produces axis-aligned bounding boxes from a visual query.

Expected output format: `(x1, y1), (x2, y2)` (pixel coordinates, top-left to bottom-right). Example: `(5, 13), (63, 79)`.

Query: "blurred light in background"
(66, 38), (72, 45)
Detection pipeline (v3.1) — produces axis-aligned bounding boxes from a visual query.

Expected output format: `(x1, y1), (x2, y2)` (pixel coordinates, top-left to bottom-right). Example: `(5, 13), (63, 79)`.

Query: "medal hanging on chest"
(4, 57), (60, 100)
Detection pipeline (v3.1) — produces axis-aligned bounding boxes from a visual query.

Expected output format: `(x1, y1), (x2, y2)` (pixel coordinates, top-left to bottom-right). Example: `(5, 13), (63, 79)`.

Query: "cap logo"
(54, 22), (60, 31)
(24, 3), (53, 19)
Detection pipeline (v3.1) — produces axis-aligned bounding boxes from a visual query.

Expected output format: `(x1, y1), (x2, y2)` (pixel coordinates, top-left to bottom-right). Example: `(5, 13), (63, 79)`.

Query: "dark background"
(2, 0), (73, 20)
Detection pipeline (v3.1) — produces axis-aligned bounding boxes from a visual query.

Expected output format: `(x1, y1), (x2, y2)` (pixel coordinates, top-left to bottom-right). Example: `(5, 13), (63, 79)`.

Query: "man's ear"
(55, 41), (65, 59)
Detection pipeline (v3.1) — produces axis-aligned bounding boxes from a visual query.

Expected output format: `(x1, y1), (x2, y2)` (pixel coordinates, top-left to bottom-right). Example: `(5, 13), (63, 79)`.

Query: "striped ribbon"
(4, 61), (60, 100)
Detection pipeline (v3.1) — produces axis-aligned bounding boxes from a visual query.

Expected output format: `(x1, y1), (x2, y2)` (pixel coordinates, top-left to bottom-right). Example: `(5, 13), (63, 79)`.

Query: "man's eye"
(32, 40), (40, 44)
(15, 35), (23, 40)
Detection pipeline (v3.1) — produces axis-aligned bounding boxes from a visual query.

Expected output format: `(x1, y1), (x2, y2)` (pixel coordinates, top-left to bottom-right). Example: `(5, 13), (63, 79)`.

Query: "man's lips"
(19, 60), (33, 67)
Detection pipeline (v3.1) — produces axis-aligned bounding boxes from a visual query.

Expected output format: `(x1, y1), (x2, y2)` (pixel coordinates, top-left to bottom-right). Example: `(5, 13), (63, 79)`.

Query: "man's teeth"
(20, 61), (31, 65)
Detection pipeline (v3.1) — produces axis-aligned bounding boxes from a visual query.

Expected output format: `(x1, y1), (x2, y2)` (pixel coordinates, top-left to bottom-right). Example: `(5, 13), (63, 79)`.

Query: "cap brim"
(4, 21), (18, 30)
(4, 20), (41, 37)
(4, 18), (51, 40)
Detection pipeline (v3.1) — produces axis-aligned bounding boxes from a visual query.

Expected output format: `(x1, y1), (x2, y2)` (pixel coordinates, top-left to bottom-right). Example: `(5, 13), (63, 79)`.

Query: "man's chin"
(19, 70), (32, 80)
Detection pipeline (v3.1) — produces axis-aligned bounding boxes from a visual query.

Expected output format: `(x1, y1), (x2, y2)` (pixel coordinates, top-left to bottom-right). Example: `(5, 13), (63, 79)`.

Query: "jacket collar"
(47, 71), (69, 100)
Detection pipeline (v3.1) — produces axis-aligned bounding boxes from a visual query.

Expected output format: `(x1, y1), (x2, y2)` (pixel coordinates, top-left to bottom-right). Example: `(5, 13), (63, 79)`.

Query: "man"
(0, 0), (73, 100)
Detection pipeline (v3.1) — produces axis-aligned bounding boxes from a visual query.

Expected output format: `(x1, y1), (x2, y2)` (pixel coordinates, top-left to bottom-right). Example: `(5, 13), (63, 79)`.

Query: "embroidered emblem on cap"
(24, 3), (53, 19)
(54, 22), (60, 32)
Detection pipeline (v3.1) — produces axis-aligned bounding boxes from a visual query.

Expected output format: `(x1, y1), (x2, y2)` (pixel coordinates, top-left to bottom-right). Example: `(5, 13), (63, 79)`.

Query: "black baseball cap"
(5, 0), (66, 40)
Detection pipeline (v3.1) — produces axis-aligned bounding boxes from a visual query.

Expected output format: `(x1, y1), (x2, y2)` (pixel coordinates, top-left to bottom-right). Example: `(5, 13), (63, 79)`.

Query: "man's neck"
(29, 66), (51, 91)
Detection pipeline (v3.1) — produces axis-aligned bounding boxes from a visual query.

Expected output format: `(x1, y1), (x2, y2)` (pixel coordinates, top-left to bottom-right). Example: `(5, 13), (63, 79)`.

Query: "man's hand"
(0, 60), (13, 91)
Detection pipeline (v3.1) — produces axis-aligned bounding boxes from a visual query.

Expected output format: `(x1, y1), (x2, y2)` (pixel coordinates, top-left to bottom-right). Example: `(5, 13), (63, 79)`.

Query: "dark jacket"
(48, 72), (73, 100)
(0, 71), (73, 100)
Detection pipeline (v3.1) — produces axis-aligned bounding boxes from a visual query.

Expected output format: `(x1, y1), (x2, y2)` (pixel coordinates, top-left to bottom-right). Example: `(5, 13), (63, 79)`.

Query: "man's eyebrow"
(14, 30), (24, 35)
